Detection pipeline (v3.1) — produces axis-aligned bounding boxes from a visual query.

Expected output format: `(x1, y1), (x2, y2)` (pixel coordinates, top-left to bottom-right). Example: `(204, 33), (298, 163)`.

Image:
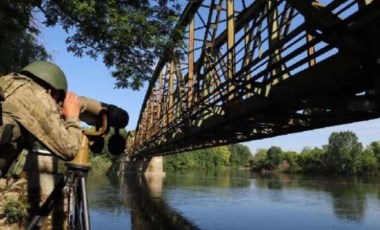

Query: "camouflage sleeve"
(0, 114), (22, 145)
(3, 80), (82, 160)
(65, 116), (81, 129)
(32, 90), (83, 160)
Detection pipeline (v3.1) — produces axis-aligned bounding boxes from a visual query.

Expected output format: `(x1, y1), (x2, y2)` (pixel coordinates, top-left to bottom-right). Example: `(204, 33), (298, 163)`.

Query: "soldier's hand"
(62, 91), (81, 119)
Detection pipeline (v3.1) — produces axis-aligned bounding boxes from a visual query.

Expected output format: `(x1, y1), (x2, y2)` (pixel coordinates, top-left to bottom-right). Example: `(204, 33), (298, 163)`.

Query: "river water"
(87, 169), (380, 230)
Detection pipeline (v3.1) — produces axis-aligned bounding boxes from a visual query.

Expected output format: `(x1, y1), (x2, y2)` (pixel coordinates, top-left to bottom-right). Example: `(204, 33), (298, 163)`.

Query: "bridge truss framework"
(126, 0), (380, 158)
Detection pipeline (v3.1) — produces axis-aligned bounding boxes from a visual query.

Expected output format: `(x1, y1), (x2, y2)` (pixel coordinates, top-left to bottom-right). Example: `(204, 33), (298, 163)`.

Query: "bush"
(90, 154), (112, 174)
(4, 198), (29, 224)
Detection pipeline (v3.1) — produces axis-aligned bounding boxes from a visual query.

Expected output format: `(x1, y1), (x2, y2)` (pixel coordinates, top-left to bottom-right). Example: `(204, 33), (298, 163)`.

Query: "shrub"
(4, 198), (29, 224)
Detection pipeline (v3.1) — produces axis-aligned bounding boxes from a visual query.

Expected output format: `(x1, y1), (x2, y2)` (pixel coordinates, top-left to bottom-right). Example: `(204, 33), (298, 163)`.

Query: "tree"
(369, 141), (380, 164)
(325, 131), (363, 174)
(164, 151), (196, 171)
(229, 144), (253, 167)
(282, 151), (301, 172)
(266, 146), (283, 170)
(252, 148), (268, 171)
(0, 1), (49, 74)
(214, 146), (232, 167)
(297, 147), (326, 173)
(1, 0), (182, 89)
(355, 149), (377, 174)
(164, 146), (232, 171)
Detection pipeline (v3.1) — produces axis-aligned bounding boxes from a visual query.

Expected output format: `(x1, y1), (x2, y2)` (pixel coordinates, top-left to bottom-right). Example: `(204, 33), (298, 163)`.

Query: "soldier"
(0, 61), (82, 175)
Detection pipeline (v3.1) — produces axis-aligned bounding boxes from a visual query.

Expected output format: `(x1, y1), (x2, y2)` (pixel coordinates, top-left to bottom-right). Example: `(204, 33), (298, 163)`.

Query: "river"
(87, 169), (380, 230)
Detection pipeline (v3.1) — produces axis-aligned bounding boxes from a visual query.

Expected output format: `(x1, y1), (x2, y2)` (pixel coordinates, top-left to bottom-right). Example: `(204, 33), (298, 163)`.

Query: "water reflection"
(88, 173), (199, 230)
(330, 185), (366, 222)
(164, 168), (251, 188)
(87, 170), (380, 229)
(252, 173), (380, 223)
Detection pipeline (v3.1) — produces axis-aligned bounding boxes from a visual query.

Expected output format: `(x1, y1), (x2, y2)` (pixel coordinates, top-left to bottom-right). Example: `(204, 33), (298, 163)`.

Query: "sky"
(36, 18), (380, 155)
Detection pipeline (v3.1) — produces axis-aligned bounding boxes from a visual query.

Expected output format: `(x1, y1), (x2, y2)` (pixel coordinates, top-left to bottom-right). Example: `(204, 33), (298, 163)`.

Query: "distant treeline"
(164, 144), (254, 171)
(164, 131), (380, 175)
(254, 131), (380, 175)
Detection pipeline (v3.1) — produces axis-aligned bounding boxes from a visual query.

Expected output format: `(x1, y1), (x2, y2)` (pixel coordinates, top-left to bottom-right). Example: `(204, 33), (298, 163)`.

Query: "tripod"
(27, 114), (108, 230)
(27, 161), (92, 230)
(65, 162), (92, 229)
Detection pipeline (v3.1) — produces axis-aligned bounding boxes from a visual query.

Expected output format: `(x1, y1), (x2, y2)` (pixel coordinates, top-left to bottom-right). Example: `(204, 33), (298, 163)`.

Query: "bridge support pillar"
(119, 156), (165, 175)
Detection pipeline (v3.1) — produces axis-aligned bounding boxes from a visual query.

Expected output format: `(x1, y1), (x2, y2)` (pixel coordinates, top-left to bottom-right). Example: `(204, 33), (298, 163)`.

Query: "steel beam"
(127, 0), (380, 157)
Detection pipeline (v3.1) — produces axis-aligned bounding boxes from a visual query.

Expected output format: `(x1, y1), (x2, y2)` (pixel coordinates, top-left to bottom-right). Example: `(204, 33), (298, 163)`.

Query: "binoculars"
(79, 97), (129, 156)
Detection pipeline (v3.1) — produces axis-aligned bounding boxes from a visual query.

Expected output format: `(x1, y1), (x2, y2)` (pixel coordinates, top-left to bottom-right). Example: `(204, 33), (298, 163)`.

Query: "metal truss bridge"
(126, 0), (380, 158)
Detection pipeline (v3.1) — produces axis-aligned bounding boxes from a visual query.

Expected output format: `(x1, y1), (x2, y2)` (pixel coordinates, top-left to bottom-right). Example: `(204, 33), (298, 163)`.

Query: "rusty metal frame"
(126, 0), (380, 157)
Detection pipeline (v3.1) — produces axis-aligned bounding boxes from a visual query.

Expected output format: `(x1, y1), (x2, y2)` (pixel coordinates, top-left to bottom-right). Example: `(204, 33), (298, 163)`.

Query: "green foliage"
(90, 154), (112, 174)
(266, 146), (283, 169)
(369, 141), (380, 164)
(213, 146), (231, 167)
(164, 151), (197, 171)
(229, 144), (253, 167)
(164, 145), (252, 171)
(325, 131), (363, 174)
(219, 146), (232, 166)
(1, 0), (182, 89)
(165, 129), (380, 175)
(297, 147), (326, 173)
(4, 198), (29, 224)
(283, 151), (301, 172)
(0, 1), (49, 74)
(355, 149), (377, 174)
(252, 148), (268, 171)
(251, 131), (379, 175)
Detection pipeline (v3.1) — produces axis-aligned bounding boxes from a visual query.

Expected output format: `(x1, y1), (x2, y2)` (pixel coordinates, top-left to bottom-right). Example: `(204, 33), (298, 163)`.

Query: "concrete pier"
(119, 156), (165, 175)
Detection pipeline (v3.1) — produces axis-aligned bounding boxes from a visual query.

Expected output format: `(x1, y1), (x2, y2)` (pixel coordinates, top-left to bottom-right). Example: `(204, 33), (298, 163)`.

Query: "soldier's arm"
(2, 77), (82, 160)
(35, 92), (83, 160)
(6, 84), (83, 160)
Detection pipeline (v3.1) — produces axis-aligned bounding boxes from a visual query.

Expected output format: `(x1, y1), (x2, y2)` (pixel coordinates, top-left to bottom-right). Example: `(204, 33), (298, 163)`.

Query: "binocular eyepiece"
(79, 97), (129, 156)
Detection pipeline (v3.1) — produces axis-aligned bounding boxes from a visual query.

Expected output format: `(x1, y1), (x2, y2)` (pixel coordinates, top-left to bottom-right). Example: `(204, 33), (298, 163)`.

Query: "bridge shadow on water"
(87, 172), (200, 230)
(121, 173), (200, 230)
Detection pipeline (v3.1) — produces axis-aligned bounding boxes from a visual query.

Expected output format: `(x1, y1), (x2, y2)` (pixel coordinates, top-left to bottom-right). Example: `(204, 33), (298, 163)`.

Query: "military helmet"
(20, 61), (68, 93)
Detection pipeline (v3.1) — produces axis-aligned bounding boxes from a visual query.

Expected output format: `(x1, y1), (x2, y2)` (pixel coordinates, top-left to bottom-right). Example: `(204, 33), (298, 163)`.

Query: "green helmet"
(20, 61), (68, 93)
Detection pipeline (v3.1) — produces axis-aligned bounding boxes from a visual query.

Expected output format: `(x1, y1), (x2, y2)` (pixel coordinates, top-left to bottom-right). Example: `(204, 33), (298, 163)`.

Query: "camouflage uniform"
(0, 73), (82, 160)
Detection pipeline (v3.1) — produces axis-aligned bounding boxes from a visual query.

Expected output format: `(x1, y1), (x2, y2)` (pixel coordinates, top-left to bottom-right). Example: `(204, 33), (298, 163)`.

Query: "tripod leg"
(68, 185), (79, 229)
(79, 173), (91, 230)
(27, 176), (66, 230)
